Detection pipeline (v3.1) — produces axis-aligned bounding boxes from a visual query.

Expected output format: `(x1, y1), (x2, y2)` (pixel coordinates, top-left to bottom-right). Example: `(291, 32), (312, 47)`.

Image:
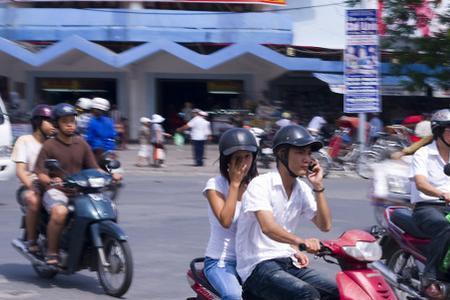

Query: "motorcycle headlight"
(342, 241), (382, 262)
(386, 175), (410, 195)
(88, 177), (106, 188)
(0, 145), (12, 158)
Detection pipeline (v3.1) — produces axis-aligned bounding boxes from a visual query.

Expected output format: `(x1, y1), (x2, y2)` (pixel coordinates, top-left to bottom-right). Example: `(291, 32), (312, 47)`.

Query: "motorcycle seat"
(391, 208), (429, 239)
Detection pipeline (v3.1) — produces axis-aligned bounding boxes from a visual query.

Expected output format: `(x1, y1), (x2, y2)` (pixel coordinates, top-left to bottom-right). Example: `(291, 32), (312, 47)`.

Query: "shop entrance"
(35, 77), (117, 106)
(157, 78), (243, 132)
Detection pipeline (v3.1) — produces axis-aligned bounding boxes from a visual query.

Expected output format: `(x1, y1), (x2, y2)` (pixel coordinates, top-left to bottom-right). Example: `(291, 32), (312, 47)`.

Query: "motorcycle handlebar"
(298, 242), (332, 256)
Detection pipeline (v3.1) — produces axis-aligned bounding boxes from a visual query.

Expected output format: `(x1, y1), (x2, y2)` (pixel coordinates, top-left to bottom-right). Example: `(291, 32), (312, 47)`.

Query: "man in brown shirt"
(34, 103), (115, 265)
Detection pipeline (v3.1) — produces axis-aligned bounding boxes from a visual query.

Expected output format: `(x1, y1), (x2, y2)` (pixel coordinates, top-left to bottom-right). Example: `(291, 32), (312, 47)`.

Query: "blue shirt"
(86, 116), (117, 151)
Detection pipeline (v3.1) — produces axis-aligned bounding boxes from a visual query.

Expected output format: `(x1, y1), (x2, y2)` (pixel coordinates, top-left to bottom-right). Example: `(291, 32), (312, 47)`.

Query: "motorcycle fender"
(337, 270), (396, 300)
(90, 221), (128, 248)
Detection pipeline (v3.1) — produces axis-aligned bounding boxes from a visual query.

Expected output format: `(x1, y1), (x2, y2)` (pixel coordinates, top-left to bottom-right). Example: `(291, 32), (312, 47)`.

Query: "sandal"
(45, 254), (59, 266)
(26, 240), (39, 255)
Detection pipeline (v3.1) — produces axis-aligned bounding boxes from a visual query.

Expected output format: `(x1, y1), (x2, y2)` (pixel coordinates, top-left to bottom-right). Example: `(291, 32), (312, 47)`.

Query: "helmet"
(53, 103), (77, 121)
(219, 128), (258, 156)
(431, 109), (450, 133)
(76, 97), (91, 110)
(91, 97), (110, 111)
(140, 117), (151, 124)
(31, 104), (52, 130)
(31, 104), (52, 119)
(281, 112), (291, 119)
(272, 125), (322, 152)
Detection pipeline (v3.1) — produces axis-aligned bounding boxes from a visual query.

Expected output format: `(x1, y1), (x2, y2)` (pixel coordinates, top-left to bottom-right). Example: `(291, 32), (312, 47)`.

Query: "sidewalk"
(117, 144), (356, 178)
(117, 143), (224, 176)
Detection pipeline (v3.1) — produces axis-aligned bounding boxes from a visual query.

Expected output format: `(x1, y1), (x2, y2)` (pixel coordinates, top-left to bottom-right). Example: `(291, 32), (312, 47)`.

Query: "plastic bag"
(174, 133), (185, 146)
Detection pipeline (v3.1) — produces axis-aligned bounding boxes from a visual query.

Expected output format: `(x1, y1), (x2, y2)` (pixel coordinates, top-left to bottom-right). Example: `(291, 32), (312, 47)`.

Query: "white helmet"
(76, 97), (91, 110)
(91, 97), (110, 111)
(140, 117), (151, 124)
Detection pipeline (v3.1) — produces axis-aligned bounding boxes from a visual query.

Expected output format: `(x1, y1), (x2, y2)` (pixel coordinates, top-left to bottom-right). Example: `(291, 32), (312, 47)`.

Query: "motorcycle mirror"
(44, 159), (61, 171)
(444, 163), (450, 176)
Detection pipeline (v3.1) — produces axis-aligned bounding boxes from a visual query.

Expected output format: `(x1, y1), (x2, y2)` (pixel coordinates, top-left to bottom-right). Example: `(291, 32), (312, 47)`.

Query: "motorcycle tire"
(97, 235), (133, 298)
(32, 264), (58, 279)
(387, 249), (419, 300)
(356, 150), (380, 179)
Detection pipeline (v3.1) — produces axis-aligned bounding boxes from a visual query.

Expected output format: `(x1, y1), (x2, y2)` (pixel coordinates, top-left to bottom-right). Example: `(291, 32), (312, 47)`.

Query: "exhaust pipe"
(371, 261), (427, 300)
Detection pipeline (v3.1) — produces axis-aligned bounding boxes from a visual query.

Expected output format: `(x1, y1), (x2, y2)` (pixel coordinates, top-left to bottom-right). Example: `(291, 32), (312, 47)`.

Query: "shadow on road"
(0, 263), (104, 295)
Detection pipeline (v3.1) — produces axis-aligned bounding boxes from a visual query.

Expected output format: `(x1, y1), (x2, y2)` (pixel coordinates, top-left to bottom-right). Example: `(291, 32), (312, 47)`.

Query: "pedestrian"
(275, 111), (293, 128)
(307, 113), (327, 136)
(368, 113), (383, 143)
(176, 109), (211, 167)
(135, 117), (151, 167)
(150, 114), (170, 167)
(203, 128), (258, 300)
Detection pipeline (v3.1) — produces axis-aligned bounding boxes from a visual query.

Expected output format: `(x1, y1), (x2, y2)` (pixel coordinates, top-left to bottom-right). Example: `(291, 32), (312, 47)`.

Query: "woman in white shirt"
(203, 128), (258, 300)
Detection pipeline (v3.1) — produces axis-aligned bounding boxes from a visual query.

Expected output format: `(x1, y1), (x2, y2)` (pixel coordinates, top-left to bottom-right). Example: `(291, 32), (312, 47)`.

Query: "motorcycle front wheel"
(356, 150), (380, 179)
(387, 249), (420, 300)
(97, 235), (133, 298)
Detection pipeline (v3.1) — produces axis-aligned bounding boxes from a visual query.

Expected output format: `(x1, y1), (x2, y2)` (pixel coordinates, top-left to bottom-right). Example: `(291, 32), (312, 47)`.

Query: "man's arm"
(311, 190), (332, 232)
(255, 210), (321, 252)
(16, 163), (33, 189)
(415, 175), (450, 200)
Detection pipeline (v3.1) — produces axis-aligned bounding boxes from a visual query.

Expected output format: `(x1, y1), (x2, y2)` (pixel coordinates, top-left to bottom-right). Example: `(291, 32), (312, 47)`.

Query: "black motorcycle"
(12, 159), (133, 298)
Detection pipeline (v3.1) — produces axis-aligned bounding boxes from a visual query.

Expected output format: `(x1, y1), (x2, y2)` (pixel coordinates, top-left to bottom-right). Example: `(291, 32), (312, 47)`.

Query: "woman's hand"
(228, 156), (249, 186)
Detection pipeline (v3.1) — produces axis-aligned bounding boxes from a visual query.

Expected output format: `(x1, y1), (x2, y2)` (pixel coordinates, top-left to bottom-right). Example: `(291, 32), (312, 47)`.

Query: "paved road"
(0, 172), (375, 300)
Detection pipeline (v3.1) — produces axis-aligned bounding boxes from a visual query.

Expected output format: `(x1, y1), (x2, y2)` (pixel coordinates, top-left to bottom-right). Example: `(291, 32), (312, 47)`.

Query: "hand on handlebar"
(300, 238), (321, 253)
(112, 173), (122, 182)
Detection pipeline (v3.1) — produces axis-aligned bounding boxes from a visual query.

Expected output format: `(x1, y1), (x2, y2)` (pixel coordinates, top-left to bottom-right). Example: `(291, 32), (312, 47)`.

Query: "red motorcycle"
(187, 229), (397, 300)
(371, 205), (450, 300)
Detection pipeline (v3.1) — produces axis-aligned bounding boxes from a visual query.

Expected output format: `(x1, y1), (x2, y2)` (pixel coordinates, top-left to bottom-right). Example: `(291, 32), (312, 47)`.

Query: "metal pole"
(358, 112), (366, 152)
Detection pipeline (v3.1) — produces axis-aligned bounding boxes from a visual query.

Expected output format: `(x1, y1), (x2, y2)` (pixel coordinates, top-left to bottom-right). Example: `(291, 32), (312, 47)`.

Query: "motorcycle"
(371, 163), (450, 299)
(187, 229), (397, 300)
(11, 159), (133, 298)
(369, 158), (412, 228)
(250, 127), (274, 169)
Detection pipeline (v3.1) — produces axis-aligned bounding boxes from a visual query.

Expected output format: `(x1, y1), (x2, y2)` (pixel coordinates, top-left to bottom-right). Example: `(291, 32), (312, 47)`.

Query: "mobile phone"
(308, 162), (317, 172)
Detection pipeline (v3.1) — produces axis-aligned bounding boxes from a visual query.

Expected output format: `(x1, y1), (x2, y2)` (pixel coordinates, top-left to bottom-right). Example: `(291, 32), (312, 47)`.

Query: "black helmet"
(31, 104), (52, 131)
(53, 103), (77, 121)
(272, 125), (322, 152)
(219, 128), (258, 156)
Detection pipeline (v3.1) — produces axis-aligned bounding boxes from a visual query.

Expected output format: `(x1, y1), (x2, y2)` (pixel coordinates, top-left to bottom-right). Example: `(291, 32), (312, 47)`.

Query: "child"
(136, 117), (151, 167)
(150, 114), (171, 167)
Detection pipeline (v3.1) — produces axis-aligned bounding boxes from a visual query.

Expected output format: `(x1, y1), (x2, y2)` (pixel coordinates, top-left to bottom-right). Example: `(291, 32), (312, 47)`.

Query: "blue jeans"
(204, 257), (242, 300)
(192, 140), (205, 166)
(243, 257), (339, 300)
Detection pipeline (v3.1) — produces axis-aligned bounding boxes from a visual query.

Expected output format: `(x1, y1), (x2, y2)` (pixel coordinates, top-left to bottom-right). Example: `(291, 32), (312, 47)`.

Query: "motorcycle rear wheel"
(97, 235), (133, 298)
(387, 249), (420, 300)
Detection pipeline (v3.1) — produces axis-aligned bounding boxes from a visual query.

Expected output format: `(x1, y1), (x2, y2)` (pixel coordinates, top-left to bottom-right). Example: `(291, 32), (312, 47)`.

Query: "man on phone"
(236, 125), (338, 300)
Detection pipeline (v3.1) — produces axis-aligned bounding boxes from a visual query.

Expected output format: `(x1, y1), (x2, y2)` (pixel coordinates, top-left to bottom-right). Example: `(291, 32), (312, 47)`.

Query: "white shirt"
(275, 118), (292, 128)
(188, 116), (211, 141)
(236, 172), (317, 283)
(203, 176), (241, 263)
(411, 141), (450, 203)
(10, 134), (42, 180)
(307, 116), (326, 133)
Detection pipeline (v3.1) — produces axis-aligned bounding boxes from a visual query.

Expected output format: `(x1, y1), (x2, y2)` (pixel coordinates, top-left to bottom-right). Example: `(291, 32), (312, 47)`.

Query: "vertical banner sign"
(344, 9), (380, 113)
